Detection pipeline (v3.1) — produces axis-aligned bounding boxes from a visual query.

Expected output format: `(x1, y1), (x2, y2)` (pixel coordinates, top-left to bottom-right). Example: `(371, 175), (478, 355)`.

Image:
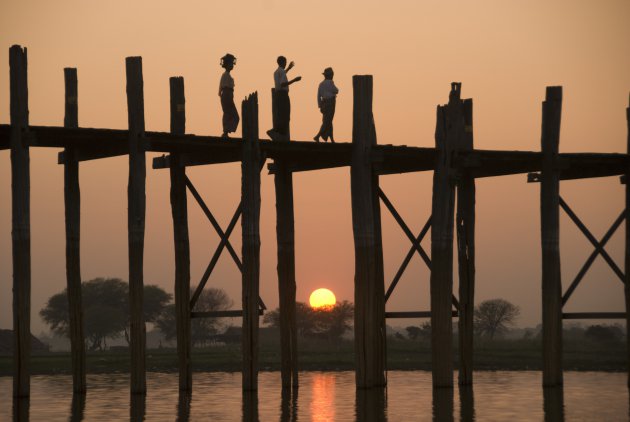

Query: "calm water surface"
(1, 371), (627, 421)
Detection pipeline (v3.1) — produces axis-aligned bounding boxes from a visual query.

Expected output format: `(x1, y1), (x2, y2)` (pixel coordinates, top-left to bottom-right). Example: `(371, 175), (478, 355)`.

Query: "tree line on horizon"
(39, 278), (624, 351)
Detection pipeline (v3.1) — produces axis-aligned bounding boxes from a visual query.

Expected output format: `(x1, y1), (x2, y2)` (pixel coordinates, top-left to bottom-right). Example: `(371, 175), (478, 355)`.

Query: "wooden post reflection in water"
(280, 388), (298, 422)
(355, 387), (387, 422)
(69, 393), (86, 422)
(432, 387), (454, 422)
(458, 386), (475, 422)
(543, 387), (564, 422)
(242, 390), (259, 422)
(177, 391), (192, 422)
(12, 397), (29, 422)
(130, 393), (146, 422)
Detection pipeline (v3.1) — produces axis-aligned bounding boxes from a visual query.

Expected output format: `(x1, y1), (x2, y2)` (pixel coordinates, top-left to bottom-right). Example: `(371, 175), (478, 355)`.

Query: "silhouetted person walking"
(267, 56), (301, 141)
(219, 53), (239, 138)
(314, 67), (339, 143)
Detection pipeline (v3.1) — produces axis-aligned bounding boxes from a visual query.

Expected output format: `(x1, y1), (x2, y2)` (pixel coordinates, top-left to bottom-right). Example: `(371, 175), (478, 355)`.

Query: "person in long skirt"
(219, 53), (239, 138)
(314, 67), (339, 143)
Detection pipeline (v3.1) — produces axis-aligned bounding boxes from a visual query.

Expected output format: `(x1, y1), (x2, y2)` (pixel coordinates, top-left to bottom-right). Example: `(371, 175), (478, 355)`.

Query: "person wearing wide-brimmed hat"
(314, 67), (339, 143)
(218, 53), (239, 138)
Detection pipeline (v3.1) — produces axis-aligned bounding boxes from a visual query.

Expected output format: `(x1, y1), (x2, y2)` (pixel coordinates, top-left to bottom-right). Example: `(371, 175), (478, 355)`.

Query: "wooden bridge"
(3, 45), (629, 397)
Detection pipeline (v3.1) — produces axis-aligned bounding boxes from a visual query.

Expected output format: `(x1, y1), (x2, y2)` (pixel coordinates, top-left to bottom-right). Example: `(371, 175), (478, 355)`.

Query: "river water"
(1, 371), (627, 421)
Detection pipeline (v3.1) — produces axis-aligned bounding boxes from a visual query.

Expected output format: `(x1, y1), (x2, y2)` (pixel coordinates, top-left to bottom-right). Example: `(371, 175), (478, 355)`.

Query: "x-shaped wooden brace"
(378, 188), (460, 311)
(560, 196), (625, 306)
(187, 164), (267, 312)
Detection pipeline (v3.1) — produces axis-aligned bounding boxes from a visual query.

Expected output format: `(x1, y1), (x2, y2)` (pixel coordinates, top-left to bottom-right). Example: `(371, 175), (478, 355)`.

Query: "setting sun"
(309, 288), (337, 309)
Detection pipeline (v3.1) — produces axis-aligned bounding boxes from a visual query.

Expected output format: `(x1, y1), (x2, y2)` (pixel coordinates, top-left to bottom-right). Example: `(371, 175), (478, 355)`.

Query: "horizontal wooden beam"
(385, 310), (458, 319)
(153, 150), (242, 169)
(191, 309), (264, 318)
(267, 159), (349, 174)
(562, 312), (626, 319)
(58, 145), (129, 163)
(1, 125), (627, 178)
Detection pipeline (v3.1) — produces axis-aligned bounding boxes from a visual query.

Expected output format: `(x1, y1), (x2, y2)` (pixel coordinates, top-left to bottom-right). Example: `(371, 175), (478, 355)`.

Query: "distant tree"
(40, 278), (171, 351)
(406, 326), (421, 340)
(406, 322), (431, 342)
(263, 301), (354, 342)
(474, 299), (520, 339)
(156, 286), (233, 347)
(584, 324), (624, 344)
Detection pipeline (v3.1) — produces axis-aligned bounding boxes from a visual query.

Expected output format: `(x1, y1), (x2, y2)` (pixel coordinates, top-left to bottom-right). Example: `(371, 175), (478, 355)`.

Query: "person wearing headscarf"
(219, 53), (239, 138)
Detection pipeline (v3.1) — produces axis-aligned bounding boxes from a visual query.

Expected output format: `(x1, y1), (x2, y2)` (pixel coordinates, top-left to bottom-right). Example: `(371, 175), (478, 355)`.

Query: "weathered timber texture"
(10, 44), (31, 398)
(457, 98), (476, 386)
(169, 76), (192, 391)
(126, 56), (147, 394)
(626, 94), (630, 388)
(272, 91), (298, 390)
(241, 93), (261, 391)
(430, 83), (461, 388)
(350, 75), (386, 388)
(63, 67), (86, 393)
(540, 86), (563, 387)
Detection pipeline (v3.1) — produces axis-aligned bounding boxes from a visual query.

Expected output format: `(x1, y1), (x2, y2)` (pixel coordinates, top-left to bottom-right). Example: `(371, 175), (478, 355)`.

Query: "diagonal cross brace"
(187, 158), (268, 311)
(186, 176), (243, 271)
(384, 216), (431, 302)
(378, 188), (460, 310)
(560, 196), (625, 306)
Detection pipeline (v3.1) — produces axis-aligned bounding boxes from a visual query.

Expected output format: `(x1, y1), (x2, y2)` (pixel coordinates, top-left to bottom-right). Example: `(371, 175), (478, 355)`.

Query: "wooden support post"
(430, 83), (461, 388)
(350, 75), (386, 389)
(540, 86), (563, 387)
(63, 67), (86, 393)
(272, 88), (298, 390)
(625, 93), (630, 388)
(126, 56), (147, 394)
(241, 92), (261, 391)
(10, 44), (31, 398)
(169, 76), (192, 391)
(456, 98), (476, 386)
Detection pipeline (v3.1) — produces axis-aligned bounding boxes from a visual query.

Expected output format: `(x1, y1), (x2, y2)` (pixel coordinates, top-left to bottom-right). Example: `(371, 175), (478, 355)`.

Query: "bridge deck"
(1, 124), (625, 180)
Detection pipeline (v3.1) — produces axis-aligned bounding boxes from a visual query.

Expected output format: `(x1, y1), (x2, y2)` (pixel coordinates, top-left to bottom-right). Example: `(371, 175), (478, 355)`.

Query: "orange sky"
(0, 0), (629, 333)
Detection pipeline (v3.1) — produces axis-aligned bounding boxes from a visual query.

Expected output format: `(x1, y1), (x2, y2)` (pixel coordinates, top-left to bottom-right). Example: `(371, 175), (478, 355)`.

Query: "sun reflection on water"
(310, 373), (336, 422)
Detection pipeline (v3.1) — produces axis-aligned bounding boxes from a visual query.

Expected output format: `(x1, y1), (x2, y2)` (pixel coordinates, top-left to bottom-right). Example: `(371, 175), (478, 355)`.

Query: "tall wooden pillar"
(63, 67), (86, 393)
(169, 76), (192, 391)
(125, 56), (147, 394)
(350, 75), (386, 389)
(241, 93), (261, 391)
(10, 44), (31, 398)
(540, 86), (563, 387)
(624, 93), (630, 388)
(272, 89), (298, 390)
(430, 83), (461, 388)
(456, 97), (476, 386)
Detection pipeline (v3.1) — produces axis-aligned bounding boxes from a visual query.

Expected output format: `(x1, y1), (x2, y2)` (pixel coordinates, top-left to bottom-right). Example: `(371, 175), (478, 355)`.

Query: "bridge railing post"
(169, 76), (192, 391)
(63, 67), (86, 394)
(456, 97), (475, 386)
(241, 92), (261, 391)
(10, 44), (31, 398)
(271, 88), (299, 390)
(625, 93), (630, 388)
(126, 56), (147, 395)
(350, 75), (386, 388)
(540, 86), (563, 387)
(430, 83), (461, 388)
